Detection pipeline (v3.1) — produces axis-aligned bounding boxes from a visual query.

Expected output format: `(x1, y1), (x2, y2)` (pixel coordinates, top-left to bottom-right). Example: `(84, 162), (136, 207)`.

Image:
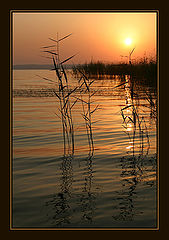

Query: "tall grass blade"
(113, 81), (128, 90)
(41, 45), (56, 48)
(129, 47), (135, 56)
(53, 90), (61, 100)
(60, 64), (68, 83)
(82, 114), (90, 122)
(90, 90), (98, 97)
(62, 98), (69, 110)
(36, 74), (56, 84)
(127, 116), (134, 123)
(54, 112), (61, 119)
(43, 50), (58, 56)
(73, 96), (88, 104)
(60, 54), (76, 65)
(58, 33), (72, 42)
(90, 104), (100, 114)
(70, 99), (78, 109)
(49, 37), (57, 42)
(52, 56), (63, 87)
(121, 104), (133, 111)
(65, 87), (78, 99)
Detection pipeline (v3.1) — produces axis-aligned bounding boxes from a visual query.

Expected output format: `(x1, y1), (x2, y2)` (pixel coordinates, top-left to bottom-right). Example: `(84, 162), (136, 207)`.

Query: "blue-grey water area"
(12, 69), (157, 229)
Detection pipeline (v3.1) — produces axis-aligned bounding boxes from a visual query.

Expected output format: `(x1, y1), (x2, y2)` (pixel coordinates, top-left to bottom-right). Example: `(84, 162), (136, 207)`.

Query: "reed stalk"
(73, 67), (98, 157)
(41, 33), (98, 157)
(42, 33), (76, 156)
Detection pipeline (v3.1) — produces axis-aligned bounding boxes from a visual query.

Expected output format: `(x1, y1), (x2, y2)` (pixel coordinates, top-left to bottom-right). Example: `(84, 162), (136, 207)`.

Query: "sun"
(125, 38), (132, 46)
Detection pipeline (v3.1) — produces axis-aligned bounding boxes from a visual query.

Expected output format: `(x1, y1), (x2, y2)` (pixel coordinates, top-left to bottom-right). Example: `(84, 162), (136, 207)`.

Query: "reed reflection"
(112, 74), (156, 222)
(45, 154), (97, 227)
(45, 155), (73, 226)
(121, 75), (151, 156)
(112, 147), (156, 222)
(80, 156), (96, 224)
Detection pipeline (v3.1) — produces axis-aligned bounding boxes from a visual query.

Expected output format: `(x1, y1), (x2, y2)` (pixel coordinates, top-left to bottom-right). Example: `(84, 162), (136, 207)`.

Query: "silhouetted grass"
(41, 33), (98, 157)
(74, 59), (157, 88)
(41, 33), (77, 156)
(73, 66), (99, 157)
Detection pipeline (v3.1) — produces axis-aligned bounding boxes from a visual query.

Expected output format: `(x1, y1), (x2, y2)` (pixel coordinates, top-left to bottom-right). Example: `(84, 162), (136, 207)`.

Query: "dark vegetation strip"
(74, 60), (157, 88)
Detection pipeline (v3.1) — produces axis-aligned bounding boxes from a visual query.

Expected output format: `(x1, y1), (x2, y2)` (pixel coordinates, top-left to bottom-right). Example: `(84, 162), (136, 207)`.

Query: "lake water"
(12, 69), (157, 229)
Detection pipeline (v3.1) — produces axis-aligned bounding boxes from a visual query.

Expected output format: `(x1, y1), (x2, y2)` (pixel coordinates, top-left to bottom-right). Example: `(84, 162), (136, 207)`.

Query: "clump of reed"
(74, 57), (157, 87)
(72, 67), (99, 157)
(40, 33), (77, 156)
(40, 33), (98, 158)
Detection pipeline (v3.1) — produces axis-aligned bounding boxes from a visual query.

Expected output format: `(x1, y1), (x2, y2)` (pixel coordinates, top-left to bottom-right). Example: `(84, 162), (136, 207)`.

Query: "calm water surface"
(12, 69), (157, 228)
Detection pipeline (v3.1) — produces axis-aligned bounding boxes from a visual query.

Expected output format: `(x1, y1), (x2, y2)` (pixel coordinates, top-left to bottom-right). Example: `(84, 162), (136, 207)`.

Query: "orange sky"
(13, 11), (157, 65)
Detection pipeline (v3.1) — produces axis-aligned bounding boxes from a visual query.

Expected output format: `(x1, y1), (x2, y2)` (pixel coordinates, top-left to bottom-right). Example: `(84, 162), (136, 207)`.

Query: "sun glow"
(13, 13), (156, 64)
(125, 38), (132, 46)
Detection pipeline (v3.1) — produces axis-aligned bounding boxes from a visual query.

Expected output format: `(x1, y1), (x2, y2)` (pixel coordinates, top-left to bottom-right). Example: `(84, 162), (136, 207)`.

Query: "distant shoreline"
(13, 64), (73, 70)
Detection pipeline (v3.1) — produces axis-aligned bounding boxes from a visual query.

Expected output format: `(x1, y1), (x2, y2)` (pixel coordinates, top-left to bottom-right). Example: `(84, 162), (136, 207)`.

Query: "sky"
(13, 11), (157, 65)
